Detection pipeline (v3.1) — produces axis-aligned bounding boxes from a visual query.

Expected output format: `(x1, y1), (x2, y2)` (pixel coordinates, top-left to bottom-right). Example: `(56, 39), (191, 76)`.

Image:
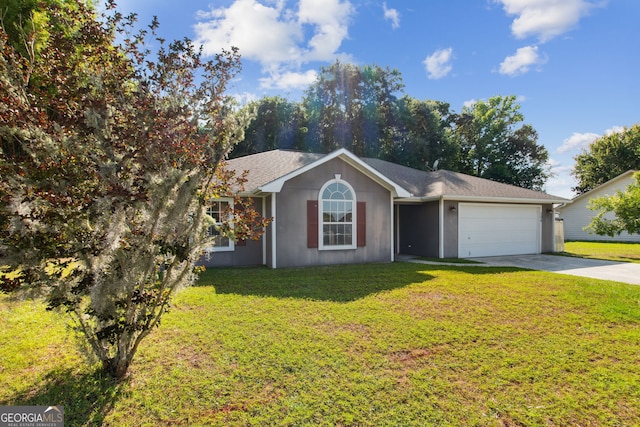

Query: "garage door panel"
(459, 204), (541, 258)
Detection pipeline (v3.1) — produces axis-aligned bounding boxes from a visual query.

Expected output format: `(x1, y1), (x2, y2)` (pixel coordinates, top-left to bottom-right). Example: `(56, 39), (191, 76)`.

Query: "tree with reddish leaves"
(0, 1), (267, 379)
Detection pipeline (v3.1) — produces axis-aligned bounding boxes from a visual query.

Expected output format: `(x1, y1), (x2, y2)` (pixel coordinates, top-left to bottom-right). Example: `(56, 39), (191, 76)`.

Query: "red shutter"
(307, 200), (318, 248)
(357, 201), (366, 247)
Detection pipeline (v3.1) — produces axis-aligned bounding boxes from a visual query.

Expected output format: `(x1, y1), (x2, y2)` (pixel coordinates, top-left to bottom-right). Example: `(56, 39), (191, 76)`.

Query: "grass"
(563, 241), (640, 263)
(2, 261), (640, 426)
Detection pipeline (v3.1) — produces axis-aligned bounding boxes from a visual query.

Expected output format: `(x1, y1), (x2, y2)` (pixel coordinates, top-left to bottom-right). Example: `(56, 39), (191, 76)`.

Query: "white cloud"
(605, 125), (624, 135)
(232, 91), (260, 106)
(499, 45), (547, 75)
(557, 126), (624, 153)
(463, 99), (478, 109)
(195, 0), (301, 63)
(423, 48), (454, 80)
(545, 161), (577, 198)
(298, 0), (355, 62)
(259, 69), (318, 90)
(495, 0), (600, 42)
(557, 131), (600, 153)
(383, 2), (400, 29)
(194, 0), (354, 90)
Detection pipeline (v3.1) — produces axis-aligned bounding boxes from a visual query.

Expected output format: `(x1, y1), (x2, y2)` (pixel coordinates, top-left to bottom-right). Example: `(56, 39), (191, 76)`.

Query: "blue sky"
(113, 0), (639, 198)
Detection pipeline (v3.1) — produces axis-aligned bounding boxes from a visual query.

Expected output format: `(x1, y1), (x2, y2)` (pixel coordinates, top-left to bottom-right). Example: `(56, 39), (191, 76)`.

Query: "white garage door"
(458, 203), (541, 258)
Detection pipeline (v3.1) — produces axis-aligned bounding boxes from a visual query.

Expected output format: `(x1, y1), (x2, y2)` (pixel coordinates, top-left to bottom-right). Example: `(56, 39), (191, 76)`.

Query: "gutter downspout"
(262, 197), (267, 266)
(395, 203), (400, 259)
(390, 194), (394, 262)
(439, 197), (444, 259)
(271, 193), (277, 269)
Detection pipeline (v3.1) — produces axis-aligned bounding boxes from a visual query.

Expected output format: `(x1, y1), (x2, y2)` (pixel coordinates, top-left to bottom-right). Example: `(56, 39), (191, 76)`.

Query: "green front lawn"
(2, 263), (639, 426)
(563, 241), (640, 263)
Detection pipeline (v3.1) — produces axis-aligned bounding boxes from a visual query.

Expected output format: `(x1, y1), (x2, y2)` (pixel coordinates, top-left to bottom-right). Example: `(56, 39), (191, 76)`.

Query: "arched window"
(319, 179), (356, 249)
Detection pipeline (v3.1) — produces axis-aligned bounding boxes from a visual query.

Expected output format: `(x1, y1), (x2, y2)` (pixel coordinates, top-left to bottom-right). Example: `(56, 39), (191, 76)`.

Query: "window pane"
(344, 202), (352, 222)
(337, 224), (345, 245)
(322, 224), (352, 246)
(323, 225), (331, 245)
(344, 224), (352, 245)
(320, 180), (355, 247)
(208, 200), (231, 248)
(208, 200), (230, 222)
(214, 234), (230, 248)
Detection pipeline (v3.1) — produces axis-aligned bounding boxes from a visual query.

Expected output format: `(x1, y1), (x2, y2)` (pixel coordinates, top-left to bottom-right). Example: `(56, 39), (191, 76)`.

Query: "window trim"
(206, 198), (235, 253)
(318, 179), (357, 251)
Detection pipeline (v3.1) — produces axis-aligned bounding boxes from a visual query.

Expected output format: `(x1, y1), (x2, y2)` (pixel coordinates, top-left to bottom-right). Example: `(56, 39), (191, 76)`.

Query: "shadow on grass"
(197, 263), (437, 302)
(2, 367), (126, 426)
(197, 262), (523, 302)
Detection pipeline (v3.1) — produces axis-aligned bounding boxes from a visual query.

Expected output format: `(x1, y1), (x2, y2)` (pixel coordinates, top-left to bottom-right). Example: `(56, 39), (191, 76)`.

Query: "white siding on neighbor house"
(559, 172), (640, 242)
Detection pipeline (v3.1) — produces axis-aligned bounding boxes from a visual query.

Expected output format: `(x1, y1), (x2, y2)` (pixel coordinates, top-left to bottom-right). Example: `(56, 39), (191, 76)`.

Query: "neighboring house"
(557, 170), (640, 242)
(200, 148), (568, 269)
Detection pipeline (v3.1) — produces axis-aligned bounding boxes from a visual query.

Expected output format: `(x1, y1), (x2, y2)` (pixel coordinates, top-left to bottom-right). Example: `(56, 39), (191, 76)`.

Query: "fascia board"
(441, 195), (570, 204)
(395, 195), (569, 204)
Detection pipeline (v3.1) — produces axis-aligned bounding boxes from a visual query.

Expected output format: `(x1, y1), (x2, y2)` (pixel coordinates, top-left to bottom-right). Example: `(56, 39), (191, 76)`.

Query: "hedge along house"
(200, 149), (569, 268)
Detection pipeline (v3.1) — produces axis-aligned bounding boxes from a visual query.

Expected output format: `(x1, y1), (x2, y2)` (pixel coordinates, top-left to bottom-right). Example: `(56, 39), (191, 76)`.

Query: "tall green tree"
(451, 95), (550, 190)
(586, 172), (640, 237)
(572, 124), (640, 195)
(0, 1), (266, 379)
(230, 96), (306, 157)
(303, 61), (404, 156)
(390, 97), (457, 170)
(1, 0), (84, 56)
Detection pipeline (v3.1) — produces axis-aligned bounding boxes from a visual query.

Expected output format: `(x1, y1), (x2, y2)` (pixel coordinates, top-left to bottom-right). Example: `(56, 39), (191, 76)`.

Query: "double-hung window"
(319, 180), (356, 250)
(207, 198), (234, 252)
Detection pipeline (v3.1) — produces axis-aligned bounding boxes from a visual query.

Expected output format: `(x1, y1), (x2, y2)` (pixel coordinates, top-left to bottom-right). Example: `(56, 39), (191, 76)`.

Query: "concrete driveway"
(468, 254), (640, 285)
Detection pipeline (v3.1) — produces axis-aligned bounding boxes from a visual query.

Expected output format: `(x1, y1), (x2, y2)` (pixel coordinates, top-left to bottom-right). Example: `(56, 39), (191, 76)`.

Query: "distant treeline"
(231, 62), (550, 191)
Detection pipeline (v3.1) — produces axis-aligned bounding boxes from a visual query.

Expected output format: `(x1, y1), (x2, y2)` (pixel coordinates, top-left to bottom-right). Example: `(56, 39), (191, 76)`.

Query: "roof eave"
(442, 195), (570, 204)
(395, 195), (569, 204)
(566, 169), (638, 203)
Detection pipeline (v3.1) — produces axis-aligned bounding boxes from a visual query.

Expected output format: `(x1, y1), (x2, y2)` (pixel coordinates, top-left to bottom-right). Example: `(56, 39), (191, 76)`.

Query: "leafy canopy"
(452, 95), (550, 191)
(572, 124), (640, 195)
(234, 68), (551, 191)
(0, 0), (267, 379)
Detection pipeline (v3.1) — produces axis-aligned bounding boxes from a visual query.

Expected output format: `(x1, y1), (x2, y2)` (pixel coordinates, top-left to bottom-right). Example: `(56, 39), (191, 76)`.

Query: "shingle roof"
(224, 150), (325, 192)
(225, 149), (568, 202)
(362, 157), (566, 202)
